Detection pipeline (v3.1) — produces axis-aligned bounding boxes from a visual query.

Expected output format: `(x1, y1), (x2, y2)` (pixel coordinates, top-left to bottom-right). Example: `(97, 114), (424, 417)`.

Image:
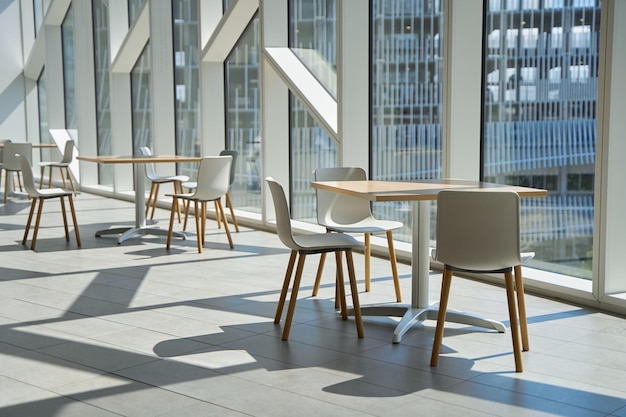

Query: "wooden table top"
(311, 178), (548, 202)
(78, 155), (202, 164)
(0, 143), (57, 149)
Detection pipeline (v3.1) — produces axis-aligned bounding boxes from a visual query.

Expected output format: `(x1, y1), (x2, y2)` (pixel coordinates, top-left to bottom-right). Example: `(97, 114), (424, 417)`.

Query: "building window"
(482, 1), (600, 279)
(37, 68), (47, 145)
(371, 0), (444, 242)
(225, 15), (262, 214)
(93, 0), (113, 186)
(131, 44), (152, 153)
(62, 5), (76, 129)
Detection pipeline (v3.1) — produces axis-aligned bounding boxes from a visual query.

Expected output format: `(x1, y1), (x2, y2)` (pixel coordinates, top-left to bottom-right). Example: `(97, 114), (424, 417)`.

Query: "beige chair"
(313, 167), (403, 302)
(3, 143), (32, 203)
(182, 150), (239, 232)
(166, 156), (233, 253)
(39, 139), (77, 195)
(17, 154), (81, 250)
(139, 146), (189, 222)
(265, 177), (364, 340)
(430, 190), (531, 372)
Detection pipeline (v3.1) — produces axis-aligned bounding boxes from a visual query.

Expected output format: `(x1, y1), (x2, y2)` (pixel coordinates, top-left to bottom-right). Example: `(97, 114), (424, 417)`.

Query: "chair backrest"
(3, 143), (32, 171)
(0, 139), (11, 164)
(314, 167), (374, 226)
(219, 149), (238, 186)
(265, 177), (299, 251)
(435, 190), (522, 271)
(193, 156), (232, 201)
(16, 154), (39, 197)
(138, 146), (158, 180)
(60, 140), (75, 164)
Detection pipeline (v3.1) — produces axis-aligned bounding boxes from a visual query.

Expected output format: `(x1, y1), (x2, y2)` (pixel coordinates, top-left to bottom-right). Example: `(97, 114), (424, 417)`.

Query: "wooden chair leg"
(312, 252), (327, 297)
(386, 230), (402, 302)
(431, 267), (453, 367)
(194, 201), (202, 253)
(150, 183), (160, 219)
(4, 170), (9, 203)
(59, 196), (70, 241)
(275, 250), (298, 323)
(58, 167), (67, 190)
(214, 200), (221, 229)
(47, 166), (53, 188)
(225, 193), (239, 232)
(282, 253), (307, 340)
(166, 197), (178, 250)
(16, 172), (23, 192)
(65, 167), (77, 195)
(335, 251), (347, 319)
(67, 195), (81, 246)
(30, 199), (45, 250)
(345, 250), (364, 338)
(505, 270), (524, 372)
(39, 166), (45, 189)
(364, 232), (371, 292)
(22, 198), (37, 245)
(514, 265), (529, 352)
(174, 182), (183, 223)
(146, 183), (156, 217)
(201, 201), (207, 245)
(216, 199), (234, 249)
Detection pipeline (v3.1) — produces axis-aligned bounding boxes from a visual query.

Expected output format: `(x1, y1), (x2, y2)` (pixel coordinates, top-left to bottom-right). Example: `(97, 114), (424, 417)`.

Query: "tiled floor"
(1, 192), (626, 416)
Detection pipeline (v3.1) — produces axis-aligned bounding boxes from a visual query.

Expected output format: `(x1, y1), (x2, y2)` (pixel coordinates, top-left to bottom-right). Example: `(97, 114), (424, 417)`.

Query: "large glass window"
(37, 68), (47, 144)
(482, 1), (600, 279)
(34, 0), (44, 35)
(289, 0), (337, 222)
(371, 0), (444, 241)
(128, 0), (145, 26)
(225, 16), (262, 214)
(173, 0), (200, 180)
(62, 5), (76, 129)
(93, 0), (113, 186)
(131, 44), (152, 153)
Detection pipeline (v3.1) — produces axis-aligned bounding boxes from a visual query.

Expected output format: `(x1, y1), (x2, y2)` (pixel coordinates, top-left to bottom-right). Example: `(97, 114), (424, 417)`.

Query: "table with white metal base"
(311, 179), (547, 343)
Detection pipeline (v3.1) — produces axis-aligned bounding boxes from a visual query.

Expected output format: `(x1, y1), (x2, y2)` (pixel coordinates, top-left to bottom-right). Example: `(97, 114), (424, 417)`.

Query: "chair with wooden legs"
(182, 149), (239, 232)
(166, 156), (233, 253)
(139, 146), (189, 222)
(313, 167), (403, 302)
(39, 139), (78, 195)
(3, 143), (32, 203)
(17, 154), (81, 250)
(430, 190), (531, 373)
(265, 177), (364, 340)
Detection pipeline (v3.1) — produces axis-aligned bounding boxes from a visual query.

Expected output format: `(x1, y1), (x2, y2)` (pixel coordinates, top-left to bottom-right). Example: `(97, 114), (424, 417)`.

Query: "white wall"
(0, 1), (27, 139)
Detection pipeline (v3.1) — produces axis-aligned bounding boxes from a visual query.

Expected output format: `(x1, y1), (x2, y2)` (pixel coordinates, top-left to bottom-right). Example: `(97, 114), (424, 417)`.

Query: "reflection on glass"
(34, 0), (44, 35)
(371, 0), (444, 242)
(131, 44), (151, 153)
(289, 0), (337, 98)
(37, 68), (48, 154)
(289, 0), (337, 221)
(62, 5), (76, 129)
(93, 0), (113, 186)
(173, 0), (200, 180)
(128, 0), (145, 26)
(225, 16), (262, 214)
(483, 2), (600, 278)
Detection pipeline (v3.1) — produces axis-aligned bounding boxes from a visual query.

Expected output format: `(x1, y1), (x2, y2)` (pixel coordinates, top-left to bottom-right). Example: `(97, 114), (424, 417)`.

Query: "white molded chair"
(39, 139), (77, 195)
(139, 146), (189, 222)
(3, 143), (32, 203)
(17, 154), (81, 250)
(313, 167), (403, 302)
(182, 149), (239, 232)
(265, 177), (364, 340)
(166, 156), (233, 253)
(430, 190), (531, 373)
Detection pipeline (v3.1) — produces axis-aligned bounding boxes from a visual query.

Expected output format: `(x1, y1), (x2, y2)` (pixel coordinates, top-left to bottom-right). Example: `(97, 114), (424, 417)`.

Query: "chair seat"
(39, 161), (70, 168)
(37, 188), (73, 199)
(166, 192), (217, 202)
(151, 174), (189, 184)
(323, 218), (402, 234)
(293, 233), (362, 253)
(182, 181), (197, 190)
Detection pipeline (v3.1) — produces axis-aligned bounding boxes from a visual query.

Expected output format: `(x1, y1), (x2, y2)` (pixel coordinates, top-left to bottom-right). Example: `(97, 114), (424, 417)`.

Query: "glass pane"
(93, 0), (113, 186)
(62, 5), (76, 129)
(128, 0), (145, 26)
(34, 0), (44, 35)
(173, 0), (200, 180)
(225, 16), (262, 214)
(289, 0), (337, 98)
(37, 68), (49, 161)
(483, 2), (600, 279)
(290, 93), (337, 222)
(371, 0), (444, 242)
(131, 44), (152, 153)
